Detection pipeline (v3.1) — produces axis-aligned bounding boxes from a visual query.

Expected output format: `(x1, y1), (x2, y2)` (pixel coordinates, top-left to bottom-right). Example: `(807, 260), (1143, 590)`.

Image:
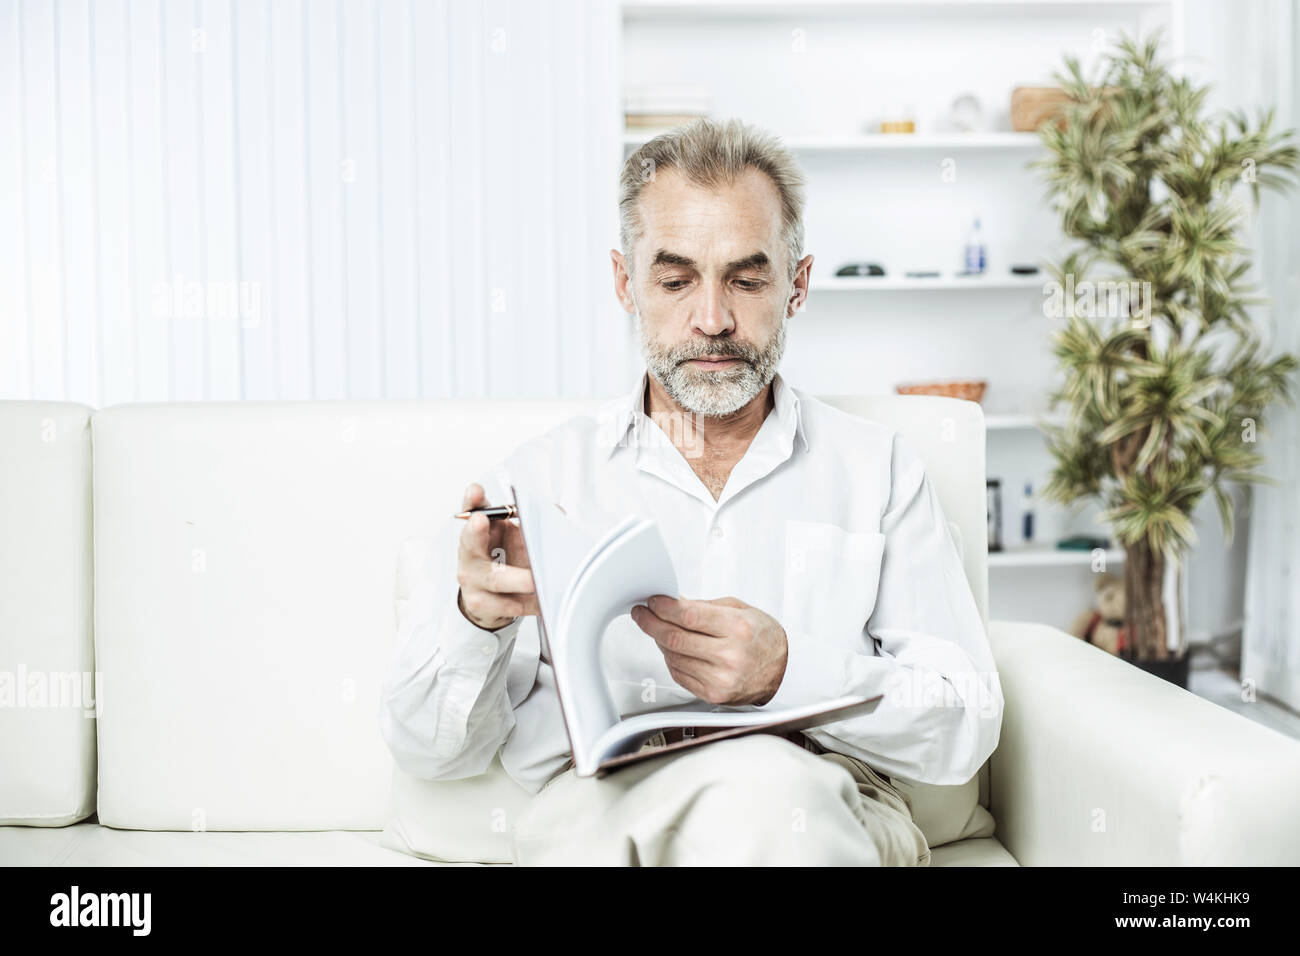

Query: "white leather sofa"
(3, 395), (1300, 867)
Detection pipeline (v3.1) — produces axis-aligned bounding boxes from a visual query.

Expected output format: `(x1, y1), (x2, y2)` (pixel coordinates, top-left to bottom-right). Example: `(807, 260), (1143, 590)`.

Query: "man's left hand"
(630, 595), (788, 706)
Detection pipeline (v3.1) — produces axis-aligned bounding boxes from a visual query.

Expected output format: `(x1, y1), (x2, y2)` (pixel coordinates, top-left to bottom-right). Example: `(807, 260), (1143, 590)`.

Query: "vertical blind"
(1243, 0), (1300, 710)
(0, 0), (633, 406)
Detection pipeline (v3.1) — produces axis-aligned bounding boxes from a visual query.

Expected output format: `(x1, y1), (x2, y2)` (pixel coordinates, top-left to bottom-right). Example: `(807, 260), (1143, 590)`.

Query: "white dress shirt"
(380, 371), (1003, 794)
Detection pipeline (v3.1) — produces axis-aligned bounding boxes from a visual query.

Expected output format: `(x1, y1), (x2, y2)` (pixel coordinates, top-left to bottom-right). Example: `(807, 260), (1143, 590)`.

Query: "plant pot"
(1123, 651), (1191, 688)
(1122, 541), (1190, 687)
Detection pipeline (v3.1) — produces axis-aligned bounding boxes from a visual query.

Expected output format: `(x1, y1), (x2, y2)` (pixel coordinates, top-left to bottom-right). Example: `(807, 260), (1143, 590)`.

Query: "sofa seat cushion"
(929, 836), (1018, 866)
(1, 822), (1014, 866)
(0, 822), (469, 866)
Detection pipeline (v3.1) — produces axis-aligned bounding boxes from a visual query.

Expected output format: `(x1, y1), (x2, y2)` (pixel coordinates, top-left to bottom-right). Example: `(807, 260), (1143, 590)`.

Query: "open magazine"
(508, 483), (882, 776)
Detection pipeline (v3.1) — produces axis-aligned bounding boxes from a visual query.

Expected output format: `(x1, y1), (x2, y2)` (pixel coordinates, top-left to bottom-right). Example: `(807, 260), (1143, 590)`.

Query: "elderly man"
(380, 117), (1002, 866)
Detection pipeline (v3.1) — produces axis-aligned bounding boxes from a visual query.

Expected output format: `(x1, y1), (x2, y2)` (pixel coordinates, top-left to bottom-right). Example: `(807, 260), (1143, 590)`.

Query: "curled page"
(555, 517), (679, 775)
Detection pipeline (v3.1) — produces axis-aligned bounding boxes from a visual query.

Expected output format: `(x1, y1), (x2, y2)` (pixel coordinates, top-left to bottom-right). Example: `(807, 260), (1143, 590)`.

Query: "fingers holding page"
(643, 594), (736, 637)
(630, 603), (714, 662)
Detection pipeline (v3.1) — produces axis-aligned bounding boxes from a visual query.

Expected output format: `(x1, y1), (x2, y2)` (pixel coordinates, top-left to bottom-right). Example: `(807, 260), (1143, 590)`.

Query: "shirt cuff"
(421, 601), (521, 759)
(438, 597), (521, 668)
(763, 629), (851, 710)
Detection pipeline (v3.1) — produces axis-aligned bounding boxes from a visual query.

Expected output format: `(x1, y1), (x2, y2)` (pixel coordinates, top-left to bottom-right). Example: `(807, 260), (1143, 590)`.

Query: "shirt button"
(712, 525), (725, 538)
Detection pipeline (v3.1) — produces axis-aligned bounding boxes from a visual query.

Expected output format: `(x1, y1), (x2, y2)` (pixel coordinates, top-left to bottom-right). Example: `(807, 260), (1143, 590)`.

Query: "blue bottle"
(964, 217), (986, 275)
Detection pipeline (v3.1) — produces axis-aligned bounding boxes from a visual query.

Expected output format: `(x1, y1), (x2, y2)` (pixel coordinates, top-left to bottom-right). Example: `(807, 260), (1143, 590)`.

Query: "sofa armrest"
(987, 620), (1300, 865)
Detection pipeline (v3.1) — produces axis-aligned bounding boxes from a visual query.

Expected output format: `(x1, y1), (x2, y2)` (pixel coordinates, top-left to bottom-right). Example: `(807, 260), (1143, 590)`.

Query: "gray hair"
(618, 117), (807, 285)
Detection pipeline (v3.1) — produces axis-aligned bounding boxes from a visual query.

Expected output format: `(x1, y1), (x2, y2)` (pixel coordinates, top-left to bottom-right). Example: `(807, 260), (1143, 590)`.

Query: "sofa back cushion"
(0, 402), (97, 827)
(92, 399), (600, 829)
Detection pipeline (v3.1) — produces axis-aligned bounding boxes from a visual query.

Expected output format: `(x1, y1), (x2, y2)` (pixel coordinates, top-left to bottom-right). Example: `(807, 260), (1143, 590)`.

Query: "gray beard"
(636, 314), (788, 417)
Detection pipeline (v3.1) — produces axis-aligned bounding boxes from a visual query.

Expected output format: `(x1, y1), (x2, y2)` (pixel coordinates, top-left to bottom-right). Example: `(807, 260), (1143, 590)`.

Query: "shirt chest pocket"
(782, 520), (886, 641)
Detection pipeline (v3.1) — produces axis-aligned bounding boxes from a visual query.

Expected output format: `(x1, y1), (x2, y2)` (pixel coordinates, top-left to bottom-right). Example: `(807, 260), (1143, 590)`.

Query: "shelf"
(623, 131), (1042, 152)
(989, 547), (1125, 569)
(810, 274), (1045, 292)
(984, 413), (1065, 431)
(624, 1), (1169, 18)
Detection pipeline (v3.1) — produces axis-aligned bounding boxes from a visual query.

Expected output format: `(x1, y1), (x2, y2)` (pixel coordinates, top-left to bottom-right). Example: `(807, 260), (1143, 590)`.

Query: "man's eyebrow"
(649, 250), (697, 270)
(725, 252), (773, 273)
(648, 250), (773, 273)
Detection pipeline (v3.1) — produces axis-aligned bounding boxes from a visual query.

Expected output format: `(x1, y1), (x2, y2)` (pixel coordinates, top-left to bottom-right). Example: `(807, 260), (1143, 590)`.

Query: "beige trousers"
(511, 734), (932, 866)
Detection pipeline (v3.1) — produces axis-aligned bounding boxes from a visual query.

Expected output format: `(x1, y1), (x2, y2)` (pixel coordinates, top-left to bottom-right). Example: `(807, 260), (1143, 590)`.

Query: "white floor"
(1187, 639), (1300, 741)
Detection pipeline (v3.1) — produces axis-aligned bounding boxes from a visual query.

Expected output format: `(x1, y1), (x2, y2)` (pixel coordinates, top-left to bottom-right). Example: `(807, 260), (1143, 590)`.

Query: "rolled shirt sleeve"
(764, 432), (1004, 787)
(378, 465), (542, 781)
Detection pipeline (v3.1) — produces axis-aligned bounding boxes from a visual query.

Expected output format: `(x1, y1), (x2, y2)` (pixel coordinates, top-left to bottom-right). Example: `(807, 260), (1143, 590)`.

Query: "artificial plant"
(1035, 33), (1299, 662)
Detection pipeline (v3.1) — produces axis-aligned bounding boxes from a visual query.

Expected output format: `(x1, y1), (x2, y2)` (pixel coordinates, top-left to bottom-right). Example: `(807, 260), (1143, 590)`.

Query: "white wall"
(0, 0), (631, 406)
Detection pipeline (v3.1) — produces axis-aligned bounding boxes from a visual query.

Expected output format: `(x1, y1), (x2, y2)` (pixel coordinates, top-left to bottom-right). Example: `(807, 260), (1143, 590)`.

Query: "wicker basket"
(894, 380), (987, 403)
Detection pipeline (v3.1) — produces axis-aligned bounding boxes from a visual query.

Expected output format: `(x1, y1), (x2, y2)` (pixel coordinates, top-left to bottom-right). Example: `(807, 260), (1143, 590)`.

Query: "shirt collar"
(598, 369), (809, 459)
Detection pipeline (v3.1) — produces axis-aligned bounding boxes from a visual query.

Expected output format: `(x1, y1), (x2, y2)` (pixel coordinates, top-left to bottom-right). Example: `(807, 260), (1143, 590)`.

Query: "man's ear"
(787, 253), (814, 317)
(611, 249), (637, 315)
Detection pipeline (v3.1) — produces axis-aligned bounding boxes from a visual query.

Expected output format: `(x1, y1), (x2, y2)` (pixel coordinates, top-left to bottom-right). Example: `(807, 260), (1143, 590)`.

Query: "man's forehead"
(635, 167), (783, 268)
(639, 166), (780, 220)
(634, 166), (774, 222)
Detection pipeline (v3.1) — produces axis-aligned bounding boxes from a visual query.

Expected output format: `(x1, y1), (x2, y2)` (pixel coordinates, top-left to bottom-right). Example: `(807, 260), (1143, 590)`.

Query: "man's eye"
(735, 279), (765, 291)
(662, 280), (689, 291)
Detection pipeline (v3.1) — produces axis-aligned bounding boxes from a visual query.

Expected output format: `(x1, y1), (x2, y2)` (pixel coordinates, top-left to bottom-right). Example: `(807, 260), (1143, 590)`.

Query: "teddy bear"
(1069, 572), (1128, 656)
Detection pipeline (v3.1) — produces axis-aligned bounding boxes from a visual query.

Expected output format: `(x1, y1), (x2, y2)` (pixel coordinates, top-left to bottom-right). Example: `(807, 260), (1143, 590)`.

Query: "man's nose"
(691, 281), (736, 337)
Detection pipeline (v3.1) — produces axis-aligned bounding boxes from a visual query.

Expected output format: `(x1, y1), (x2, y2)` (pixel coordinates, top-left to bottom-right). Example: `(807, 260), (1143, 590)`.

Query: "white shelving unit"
(623, 0), (1176, 18)
(809, 274), (1046, 292)
(620, 0), (1182, 630)
(624, 132), (1043, 151)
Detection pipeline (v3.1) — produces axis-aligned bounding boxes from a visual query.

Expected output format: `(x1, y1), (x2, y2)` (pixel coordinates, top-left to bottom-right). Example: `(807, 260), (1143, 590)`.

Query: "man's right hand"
(455, 483), (540, 631)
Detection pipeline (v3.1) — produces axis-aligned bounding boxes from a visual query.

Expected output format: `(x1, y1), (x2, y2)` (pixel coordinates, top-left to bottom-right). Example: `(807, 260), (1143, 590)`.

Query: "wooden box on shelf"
(1010, 86), (1071, 132)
